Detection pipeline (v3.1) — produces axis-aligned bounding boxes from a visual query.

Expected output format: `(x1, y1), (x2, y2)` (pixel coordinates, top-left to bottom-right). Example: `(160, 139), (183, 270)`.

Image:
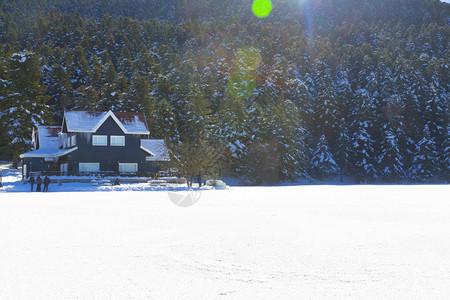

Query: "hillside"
(0, 0), (449, 183)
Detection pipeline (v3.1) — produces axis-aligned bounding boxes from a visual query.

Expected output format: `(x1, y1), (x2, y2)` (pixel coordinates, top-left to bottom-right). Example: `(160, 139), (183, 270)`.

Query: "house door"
(60, 163), (68, 174)
(23, 164), (27, 179)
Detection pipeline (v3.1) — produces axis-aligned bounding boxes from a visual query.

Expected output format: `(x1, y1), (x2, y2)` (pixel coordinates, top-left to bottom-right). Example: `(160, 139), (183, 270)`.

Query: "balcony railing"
(29, 170), (180, 178)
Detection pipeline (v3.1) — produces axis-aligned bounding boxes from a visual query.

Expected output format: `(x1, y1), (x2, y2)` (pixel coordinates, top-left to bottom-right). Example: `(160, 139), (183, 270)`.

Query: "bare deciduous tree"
(166, 138), (222, 187)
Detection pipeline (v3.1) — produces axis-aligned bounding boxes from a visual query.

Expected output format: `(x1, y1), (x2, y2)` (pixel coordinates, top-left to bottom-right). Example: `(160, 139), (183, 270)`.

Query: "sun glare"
(252, 0), (272, 18)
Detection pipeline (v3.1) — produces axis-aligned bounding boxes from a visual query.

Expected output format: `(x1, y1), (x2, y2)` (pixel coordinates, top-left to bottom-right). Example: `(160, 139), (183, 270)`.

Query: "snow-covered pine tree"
(119, 45), (133, 80)
(291, 77), (314, 129)
(181, 83), (211, 141)
(424, 74), (447, 155)
(200, 65), (223, 113)
(441, 124), (450, 182)
(125, 72), (151, 112)
(335, 67), (352, 117)
(240, 139), (279, 185)
(237, 102), (279, 184)
(335, 117), (350, 182)
(356, 45), (376, 90)
(375, 58), (397, 107)
(383, 94), (408, 173)
(169, 56), (201, 129)
(259, 54), (292, 101)
(71, 85), (99, 111)
(212, 97), (249, 169)
(312, 60), (339, 141)
(409, 124), (438, 182)
(228, 47), (260, 102)
(0, 51), (51, 168)
(349, 89), (377, 182)
(97, 62), (119, 111)
(70, 45), (90, 89)
(0, 55), (8, 157)
(310, 135), (338, 180)
(90, 55), (102, 89)
(45, 64), (73, 120)
(395, 59), (423, 166)
(148, 98), (180, 142)
(350, 127), (377, 182)
(378, 126), (406, 182)
(270, 99), (308, 181)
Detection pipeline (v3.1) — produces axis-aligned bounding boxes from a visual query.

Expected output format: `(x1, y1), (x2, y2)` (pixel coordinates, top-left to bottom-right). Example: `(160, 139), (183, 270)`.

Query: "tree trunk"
(12, 150), (19, 169)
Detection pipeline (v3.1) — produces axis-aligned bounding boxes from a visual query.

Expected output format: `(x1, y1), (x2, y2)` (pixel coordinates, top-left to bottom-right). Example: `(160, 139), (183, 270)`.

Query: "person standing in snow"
(28, 175), (35, 192)
(43, 175), (50, 192)
(36, 175), (42, 192)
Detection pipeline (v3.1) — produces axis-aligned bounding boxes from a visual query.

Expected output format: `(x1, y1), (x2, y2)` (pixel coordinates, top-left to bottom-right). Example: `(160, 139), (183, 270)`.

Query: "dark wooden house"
(20, 110), (170, 178)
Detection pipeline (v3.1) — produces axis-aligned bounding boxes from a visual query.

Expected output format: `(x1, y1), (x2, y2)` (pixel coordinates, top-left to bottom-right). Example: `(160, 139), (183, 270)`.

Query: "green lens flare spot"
(252, 0), (272, 18)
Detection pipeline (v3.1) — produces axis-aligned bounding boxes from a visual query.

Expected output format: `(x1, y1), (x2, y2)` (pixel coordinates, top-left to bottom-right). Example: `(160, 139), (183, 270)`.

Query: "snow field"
(0, 185), (449, 299)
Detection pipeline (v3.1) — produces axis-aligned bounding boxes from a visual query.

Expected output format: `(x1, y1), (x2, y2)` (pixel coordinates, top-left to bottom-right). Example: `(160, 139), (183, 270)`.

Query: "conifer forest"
(0, 0), (448, 183)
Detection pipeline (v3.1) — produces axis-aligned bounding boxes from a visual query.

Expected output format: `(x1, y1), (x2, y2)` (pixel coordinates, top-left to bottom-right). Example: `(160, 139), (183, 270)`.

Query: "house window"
(79, 163), (100, 172)
(119, 163), (138, 173)
(60, 163), (68, 173)
(92, 135), (107, 146)
(110, 135), (125, 146)
(63, 135), (68, 148)
(70, 135), (76, 147)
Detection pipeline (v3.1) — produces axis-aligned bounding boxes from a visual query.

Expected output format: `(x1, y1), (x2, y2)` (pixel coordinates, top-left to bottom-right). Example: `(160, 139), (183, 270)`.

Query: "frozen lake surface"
(0, 185), (449, 299)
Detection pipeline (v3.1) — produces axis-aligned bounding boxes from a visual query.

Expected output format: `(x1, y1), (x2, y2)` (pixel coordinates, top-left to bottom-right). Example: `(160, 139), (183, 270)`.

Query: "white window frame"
(70, 135), (76, 147)
(110, 135), (125, 146)
(79, 162), (100, 172)
(60, 163), (68, 173)
(92, 135), (107, 146)
(118, 163), (138, 173)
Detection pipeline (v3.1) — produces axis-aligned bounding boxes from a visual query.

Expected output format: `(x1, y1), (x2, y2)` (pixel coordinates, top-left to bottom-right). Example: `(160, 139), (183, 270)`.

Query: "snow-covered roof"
(64, 111), (104, 132)
(64, 110), (149, 134)
(37, 126), (60, 149)
(20, 126), (78, 158)
(20, 147), (78, 159)
(140, 139), (170, 161)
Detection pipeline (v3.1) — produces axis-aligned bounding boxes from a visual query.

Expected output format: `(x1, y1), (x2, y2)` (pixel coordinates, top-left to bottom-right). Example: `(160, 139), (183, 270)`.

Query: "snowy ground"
(0, 168), (184, 193)
(1, 168), (450, 299)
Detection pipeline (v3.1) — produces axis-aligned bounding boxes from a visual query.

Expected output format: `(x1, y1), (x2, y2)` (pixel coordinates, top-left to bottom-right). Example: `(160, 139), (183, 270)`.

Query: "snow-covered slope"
(0, 185), (449, 299)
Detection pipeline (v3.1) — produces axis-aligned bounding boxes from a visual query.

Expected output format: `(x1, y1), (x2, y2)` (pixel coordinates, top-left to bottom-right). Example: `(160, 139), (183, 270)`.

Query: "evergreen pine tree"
(71, 45), (90, 88)
(378, 127), (406, 182)
(182, 83), (210, 141)
(97, 62), (119, 111)
(336, 118), (350, 182)
(409, 124), (438, 182)
(46, 64), (73, 120)
(310, 135), (338, 180)
(349, 89), (377, 182)
(213, 97), (249, 166)
(441, 124), (449, 182)
(0, 52), (51, 168)
(149, 99), (180, 142)
(312, 61), (339, 141)
(270, 99), (308, 181)
(126, 72), (151, 112)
